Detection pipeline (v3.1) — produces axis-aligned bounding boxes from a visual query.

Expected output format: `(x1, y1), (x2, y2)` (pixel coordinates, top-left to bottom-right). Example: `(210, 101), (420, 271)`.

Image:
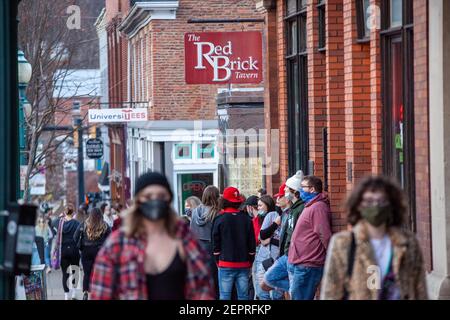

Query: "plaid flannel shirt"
(90, 219), (215, 300)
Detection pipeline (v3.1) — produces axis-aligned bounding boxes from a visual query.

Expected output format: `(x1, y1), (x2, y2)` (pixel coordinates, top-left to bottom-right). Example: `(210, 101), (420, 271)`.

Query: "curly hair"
(346, 175), (407, 227)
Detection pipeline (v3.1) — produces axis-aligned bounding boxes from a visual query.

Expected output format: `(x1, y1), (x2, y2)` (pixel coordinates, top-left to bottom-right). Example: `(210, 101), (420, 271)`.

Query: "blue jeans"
(218, 267), (250, 300)
(31, 244), (41, 266)
(287, 263), (323, 300)
(44, 244), (51, 267)
(263, 254), (290, 292)
(253, 261), (271, 300)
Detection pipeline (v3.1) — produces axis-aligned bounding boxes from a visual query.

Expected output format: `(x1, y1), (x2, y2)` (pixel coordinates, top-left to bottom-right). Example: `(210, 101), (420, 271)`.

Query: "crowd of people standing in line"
(35, 169), (428, 300)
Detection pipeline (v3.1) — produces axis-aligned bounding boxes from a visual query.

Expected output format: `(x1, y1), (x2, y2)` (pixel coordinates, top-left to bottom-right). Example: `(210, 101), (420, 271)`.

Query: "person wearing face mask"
(212, 187), (256, 300)
(260, 174), (305, 300)
(287, 175), (332, 300)
(321, 176), (428, 300)
(90, 171), (214, 300)
(184, 196), (201, 219)
(251, 195), (283, 300)
(243, 195), (260, 246)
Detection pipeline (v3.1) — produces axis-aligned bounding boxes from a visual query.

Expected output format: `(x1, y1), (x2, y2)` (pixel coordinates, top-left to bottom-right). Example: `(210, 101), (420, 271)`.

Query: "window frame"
(197, 142), (215, 160)
(174, 143), (192, 160)
(356, 0), (371, 43)
(285, 0), (309, 176)
(317, 0), (326, 52)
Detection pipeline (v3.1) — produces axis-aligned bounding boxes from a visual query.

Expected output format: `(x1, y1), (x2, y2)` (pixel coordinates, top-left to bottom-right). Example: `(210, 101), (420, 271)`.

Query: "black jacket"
(61, 219), (80, 248)
(212, 209), (256, 268)
(74, 222), (111, 250)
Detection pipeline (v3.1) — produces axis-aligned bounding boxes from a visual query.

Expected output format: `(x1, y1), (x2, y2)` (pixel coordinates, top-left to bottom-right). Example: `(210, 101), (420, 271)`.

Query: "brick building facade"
(259, 0), (433, 275)
(105, 0), (132, 206)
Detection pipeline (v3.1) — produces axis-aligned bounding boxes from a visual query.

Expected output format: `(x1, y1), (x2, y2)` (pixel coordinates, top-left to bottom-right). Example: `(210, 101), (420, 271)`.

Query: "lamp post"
(72, 103), (85, 208)
(17, 50), (32, 200)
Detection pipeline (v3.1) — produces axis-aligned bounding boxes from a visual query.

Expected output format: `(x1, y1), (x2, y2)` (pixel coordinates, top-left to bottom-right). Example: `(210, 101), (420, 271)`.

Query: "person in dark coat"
(74, 207), (111, 300)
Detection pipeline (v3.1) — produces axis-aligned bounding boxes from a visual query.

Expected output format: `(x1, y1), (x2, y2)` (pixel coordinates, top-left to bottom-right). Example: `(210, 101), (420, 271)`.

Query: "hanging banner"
(185, 31), (263, 84)
(88, 108), (148, 123)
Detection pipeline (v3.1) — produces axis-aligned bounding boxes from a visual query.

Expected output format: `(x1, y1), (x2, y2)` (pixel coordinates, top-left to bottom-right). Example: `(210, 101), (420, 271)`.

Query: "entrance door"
(177, 172), (214, 214)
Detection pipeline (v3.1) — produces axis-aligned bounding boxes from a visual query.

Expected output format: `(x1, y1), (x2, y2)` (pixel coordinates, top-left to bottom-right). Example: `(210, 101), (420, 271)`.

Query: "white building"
(127, 120), (219, 214)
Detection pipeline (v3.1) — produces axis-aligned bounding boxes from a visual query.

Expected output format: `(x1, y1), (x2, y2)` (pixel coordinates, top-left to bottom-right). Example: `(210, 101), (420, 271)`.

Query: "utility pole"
(74, 117), (85, 208)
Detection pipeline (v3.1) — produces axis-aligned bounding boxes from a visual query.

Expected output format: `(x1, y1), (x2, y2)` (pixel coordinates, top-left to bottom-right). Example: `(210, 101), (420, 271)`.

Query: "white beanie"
(285, 170), (304, 192)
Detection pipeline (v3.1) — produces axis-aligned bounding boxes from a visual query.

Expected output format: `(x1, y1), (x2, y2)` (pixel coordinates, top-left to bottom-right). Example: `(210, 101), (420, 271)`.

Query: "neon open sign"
(183, 180), (206, 192)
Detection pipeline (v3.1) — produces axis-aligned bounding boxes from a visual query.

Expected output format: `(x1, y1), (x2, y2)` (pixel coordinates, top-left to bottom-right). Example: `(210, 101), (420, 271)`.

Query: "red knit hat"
(274, 183), (287, 199)
(223, 187), (245, 203)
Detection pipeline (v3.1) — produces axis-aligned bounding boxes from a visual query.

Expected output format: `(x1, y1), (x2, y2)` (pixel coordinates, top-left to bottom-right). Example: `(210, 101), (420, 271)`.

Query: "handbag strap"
(343, 231), (356, 300)
(111, 232), (124, 299)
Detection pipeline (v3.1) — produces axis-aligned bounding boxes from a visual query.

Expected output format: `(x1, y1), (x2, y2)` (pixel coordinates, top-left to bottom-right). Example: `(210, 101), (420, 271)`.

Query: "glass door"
(176, 172), (214, 214)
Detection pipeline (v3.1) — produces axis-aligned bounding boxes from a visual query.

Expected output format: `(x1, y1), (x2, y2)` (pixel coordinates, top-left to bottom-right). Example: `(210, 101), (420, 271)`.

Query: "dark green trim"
(0, 0), (20, 300)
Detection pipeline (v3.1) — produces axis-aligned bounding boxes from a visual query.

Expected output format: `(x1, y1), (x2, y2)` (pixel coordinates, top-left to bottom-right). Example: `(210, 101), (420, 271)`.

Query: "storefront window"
(381, 0), (415, 230)
(174, 143), (192, 160)
(198, 143), (215, 159)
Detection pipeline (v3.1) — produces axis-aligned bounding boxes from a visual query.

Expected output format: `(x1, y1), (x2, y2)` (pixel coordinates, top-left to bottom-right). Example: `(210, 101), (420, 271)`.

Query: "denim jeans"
(263, 254), (290, 293)
(218, 267), (250, 300)
(287, 263), (323, 300)
(253, 261), (271, 300)
(44, 244), (51, 267)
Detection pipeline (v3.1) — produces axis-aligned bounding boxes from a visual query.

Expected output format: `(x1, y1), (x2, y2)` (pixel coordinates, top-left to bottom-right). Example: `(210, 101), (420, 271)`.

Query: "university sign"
(185, 32), (263, 84)
(88, 108), (148, 123)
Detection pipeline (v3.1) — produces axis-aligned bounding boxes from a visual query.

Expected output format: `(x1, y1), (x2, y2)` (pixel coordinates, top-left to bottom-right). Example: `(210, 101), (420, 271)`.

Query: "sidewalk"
(46, 268), (84, 300)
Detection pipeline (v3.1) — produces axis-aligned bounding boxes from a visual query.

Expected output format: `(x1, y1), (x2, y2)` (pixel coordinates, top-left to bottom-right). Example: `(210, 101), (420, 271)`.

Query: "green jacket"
(279, 199), (305, 257)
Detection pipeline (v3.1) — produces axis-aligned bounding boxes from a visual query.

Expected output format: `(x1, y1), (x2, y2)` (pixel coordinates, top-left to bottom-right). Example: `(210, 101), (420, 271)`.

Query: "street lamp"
(72, 103), (85, 208)
(17, 50), (32, 200)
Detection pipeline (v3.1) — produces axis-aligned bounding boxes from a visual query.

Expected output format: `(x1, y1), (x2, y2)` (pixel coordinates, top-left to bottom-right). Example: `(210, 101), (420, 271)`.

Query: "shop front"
(127, 120), (219, 214)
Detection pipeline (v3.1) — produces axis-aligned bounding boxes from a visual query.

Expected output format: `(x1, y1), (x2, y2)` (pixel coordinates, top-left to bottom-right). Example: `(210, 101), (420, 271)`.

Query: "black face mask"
(138, 200), (170, 221)
(184, 208), (192, 217)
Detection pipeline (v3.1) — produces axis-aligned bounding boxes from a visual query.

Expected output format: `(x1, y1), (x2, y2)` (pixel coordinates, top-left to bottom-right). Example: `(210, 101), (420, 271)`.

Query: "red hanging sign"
(185, 31), (263, 84)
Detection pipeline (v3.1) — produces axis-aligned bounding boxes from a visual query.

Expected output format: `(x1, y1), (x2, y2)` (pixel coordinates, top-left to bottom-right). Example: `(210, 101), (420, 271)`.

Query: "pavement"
(46, 267), (84, 300)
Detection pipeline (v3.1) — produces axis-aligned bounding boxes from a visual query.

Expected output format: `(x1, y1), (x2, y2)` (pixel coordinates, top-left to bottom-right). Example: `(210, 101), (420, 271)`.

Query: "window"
(198, 143), (215, 159)
(356, 0), (371, 41)
(285, 0), (309, 175)
(390, 0), (402, 28)
(174, 143), (192, 160)
(381, 0), (415, 230)
(317, 0), (326, 51)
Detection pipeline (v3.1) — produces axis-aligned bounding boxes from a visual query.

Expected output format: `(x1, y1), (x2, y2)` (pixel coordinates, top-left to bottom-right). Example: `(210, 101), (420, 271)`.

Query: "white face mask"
(285, 192), (294, 201)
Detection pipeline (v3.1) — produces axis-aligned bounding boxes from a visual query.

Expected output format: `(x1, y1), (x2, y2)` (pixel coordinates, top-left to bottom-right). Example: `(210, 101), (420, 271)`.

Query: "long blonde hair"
(85, 207), (108, 241)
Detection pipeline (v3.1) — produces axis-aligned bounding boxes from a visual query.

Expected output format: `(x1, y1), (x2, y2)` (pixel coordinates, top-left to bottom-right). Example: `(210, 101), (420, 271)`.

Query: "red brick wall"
(106, 1), (131, 206)
(343, 0), (372, 221)
(129, 0), (265, 121)
(370, 0), (383, 174)
(276, 0), (289, 184)
(413, 0), (432, 272)
(307, 0), (327, 184)
(325, 0), (346, 230)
